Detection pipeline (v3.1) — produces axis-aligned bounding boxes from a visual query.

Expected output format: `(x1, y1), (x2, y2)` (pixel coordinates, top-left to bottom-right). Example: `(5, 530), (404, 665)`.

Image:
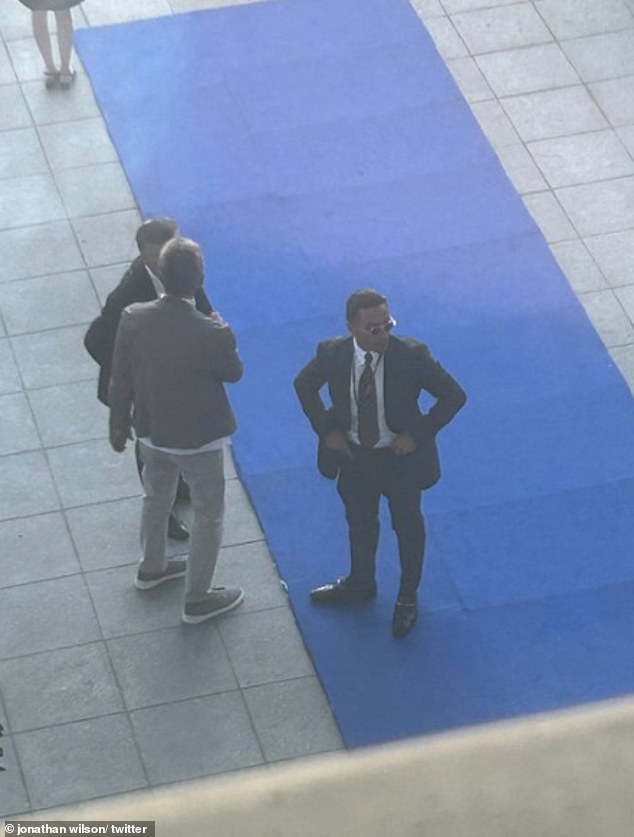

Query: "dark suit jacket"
(294, 335), (466, 490)
(84, 256), (212, 405)
(109, 296), (243, 449)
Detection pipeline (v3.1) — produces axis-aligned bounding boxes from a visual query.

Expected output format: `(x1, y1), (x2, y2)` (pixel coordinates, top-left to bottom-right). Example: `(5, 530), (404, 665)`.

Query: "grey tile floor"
(1, 0), (633, 818)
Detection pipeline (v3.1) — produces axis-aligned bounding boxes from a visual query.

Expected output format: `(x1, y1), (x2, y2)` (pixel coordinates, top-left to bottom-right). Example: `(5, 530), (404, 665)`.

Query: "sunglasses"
(363, 317), (397, 336)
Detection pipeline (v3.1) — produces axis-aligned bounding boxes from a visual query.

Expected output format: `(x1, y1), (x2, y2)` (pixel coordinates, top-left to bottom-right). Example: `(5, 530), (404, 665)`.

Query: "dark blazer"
(109, 296), (242, 450)
(294, 335), (466, 490)
(84, 256), (212, 405)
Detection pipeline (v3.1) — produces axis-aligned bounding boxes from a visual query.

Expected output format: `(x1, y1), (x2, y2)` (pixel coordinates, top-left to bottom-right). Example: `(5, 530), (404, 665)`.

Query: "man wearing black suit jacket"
(294, 289), (466, 638)
(84, 218), (212, 540)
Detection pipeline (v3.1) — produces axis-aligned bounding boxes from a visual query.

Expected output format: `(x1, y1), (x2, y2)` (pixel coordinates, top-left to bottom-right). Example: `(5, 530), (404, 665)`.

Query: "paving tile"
(130, 692), (263, 784)
(501, 87), (608, 142)
(0, 392), (39, 456)
(6, 36), (84, 83)
(85, 564), (183, 639)
(0, 643), (124, 732)
(39, 117), (118, 171)
(495, 143), (548, 193)
(470, 99), (519, 147)
(590, 77), (634, 127)
(0, 172), (65, 231)
(528, 130), (634, 188)
(0, 450), (59, 521)
(0, 269), (98, 334)
(168, 0), (266, 9)
(446, 56), (493, 102)
(562, 30), (634, 82)
(16, 715), (147, 810)
(617, 125), (634, 157)
(556, 177), (634, 235)
(476, 44), (579, 97)
(56, 163), (136, 218)
(453, 4), (551, 54)
(579, 289), (634, 346)
(11, 325), (96, 389)
(21, 74), (100, 125)
(223, 477), (264, 546)
(424, 16), (468, 60)
(0, 734), (31, 817)
(442, 0), (520, 11)
(523, 192), (577, 242)
(218, 607), (314, 688)
(89, 263), (127, 305)
(0, 127), (48, 180)
(0, 220), (84, 284)
(0, 511), (80, 588)
(612, 343), (634, 393)
(409, 0), (445, 19)
(0, 40), (16, 83)
(72, 210), (141, 267)
(0, 339), (22, 395)
(213, 540), (287, 613)
(84, 0), (171, 25)
(585, 229), (634, 287)
(0, 0), (33, 39)
(535, 0), (634, 40)
(0, 84), (31, 130)
(615, 284), (634, 323)
(550, 239), (608, 294)
(108, 625), (237, 710)
(29, 380), (106, 447)
(47, 438), (139, 507)
(243, 676), (343, 762)
(0, 574), (100, 659)
(66, 497), (140, 572)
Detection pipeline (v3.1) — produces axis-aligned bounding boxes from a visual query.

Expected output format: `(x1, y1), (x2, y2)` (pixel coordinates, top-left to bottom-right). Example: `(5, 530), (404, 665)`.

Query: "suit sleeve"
(84, 265), (136, 369)
(415, 345), (467, 435)
(194, 287), (213, 316)
(208, 324), (243, 383)
(108, 308), (135, 442)
(294, 342), (338, 438)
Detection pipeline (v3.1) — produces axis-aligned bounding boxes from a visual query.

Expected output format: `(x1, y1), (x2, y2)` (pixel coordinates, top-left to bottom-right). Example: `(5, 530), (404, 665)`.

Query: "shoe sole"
(135, 569), (187, 590)
(181, 589), (245, 624)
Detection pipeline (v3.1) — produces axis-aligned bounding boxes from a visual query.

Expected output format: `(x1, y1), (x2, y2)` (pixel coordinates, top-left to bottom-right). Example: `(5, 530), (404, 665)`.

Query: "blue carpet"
(77, 0), (634, 747)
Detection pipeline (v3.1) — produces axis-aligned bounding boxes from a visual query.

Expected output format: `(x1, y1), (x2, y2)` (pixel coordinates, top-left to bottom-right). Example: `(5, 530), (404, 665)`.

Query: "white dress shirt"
(348, 338), (395, 448)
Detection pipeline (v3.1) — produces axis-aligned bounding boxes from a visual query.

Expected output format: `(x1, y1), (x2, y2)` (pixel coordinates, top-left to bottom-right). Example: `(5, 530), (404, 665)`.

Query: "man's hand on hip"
(391, 432), (417, 456)
(324, 429), (353, 458)
(110, 429), (128, 453)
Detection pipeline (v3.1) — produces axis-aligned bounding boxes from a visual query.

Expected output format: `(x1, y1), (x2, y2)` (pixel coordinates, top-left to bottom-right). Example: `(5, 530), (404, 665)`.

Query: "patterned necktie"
(357, 352), (379, 448)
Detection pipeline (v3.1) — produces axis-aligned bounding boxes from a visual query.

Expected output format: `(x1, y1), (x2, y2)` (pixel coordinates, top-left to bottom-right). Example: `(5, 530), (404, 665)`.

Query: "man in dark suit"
(294, 289), (466, 638)
(109, 237), (245, 624)
(84, 217), (212, 540)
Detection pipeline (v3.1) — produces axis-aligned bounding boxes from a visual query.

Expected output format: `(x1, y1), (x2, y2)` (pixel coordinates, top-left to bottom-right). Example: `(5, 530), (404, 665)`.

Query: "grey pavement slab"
(243, 676), (343, 763)
(217, 607), (315, 688)
(561, 30), (634, 81)
(72, 209), (141, 267)
(589, 77), (634, 127)
(446, 56), (493, 102)
(0, 39), (18, 84)
(585, 229), (634, 287)
(84, 0), (171, 25)
(556, 177), (634, 235)
(410, 0), (446, 21)
(129, 692), (263, 785)
(89, 263), (128, 304)
(579, 289), (634, 346)
(6, 36), (84, 83)
(0, 450), (59, 521)
(494, 143), (547, 193)
(522, 192), (577, 242)
(46, 439), (139, 507)
(615, 284), (634, 323)
(0, 127), (48, 180)
(475, 44), (579, 97)
(453, 4), (552, 55)
(0, 511), (80, 588)
(107, 625), (238, 710)
(0, 339), (22, 395)
(0, 734), (31, 818)
(213, 540), (288, 613)
(21, 75), (101, 125)
(0, 574), (100, 659)
(0, 220), (84, 284)
(0, 172), (65, 230)
(29, 380), (107, 447)
(223, 477), (265, 545)
(11, 325), (97, 389)
(39, 117), (119, 171)
(56, 163), (136, 219)
(0, 270), (98, 334)
(0, 392), (40, 456)
(441, 0), (521, 11)
(550, 240), (608, 294)
(534, 0), (634, 40)
(0, 84), (32, 131)
(65, 497), (141, 572)
(527, 131), (634, 188)
(612, 343), (634, 392)
(470, 99), (519, 147)
(0, 643), (124, 732)
(423, 17), (468, 60)
(15, 715), (148, 810)
(501, 87), (609, 142)
(618, 125), (634, 156)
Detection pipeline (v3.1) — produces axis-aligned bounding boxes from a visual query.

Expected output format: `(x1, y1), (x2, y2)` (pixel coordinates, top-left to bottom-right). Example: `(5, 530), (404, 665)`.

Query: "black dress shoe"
(168, 514), (189, 541)
(175, 477), (191, 503)
(310, 577), (377, 604)
(392, 601), (418, 638)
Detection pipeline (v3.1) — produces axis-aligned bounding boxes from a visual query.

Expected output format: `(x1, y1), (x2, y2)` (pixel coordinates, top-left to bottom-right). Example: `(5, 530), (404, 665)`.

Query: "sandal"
(44, 70), (59, 90)
(58, 69), (76, 89)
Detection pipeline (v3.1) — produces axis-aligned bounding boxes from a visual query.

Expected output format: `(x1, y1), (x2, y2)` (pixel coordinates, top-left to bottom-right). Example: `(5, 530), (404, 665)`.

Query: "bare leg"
(54, 9), (74, 75)
(32, 11), (57, 74)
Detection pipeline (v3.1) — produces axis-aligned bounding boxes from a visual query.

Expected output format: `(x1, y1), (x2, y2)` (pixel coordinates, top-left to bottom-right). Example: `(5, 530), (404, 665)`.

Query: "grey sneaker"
(135, 559), (187, 590)
(182, 586), (245, 624)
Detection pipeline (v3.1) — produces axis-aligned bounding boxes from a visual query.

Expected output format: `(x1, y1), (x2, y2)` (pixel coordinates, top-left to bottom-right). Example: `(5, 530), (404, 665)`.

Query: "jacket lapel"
(331, 337), (354, 429)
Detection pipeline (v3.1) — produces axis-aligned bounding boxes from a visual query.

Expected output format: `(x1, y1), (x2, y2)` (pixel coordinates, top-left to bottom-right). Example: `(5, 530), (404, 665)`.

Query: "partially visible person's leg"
(135, 439), (189, 541)
(337, 448), (382, 591)
(32, 11), (58, 82)
(138, 444), (180, 575)
(54, 9), (76, 86)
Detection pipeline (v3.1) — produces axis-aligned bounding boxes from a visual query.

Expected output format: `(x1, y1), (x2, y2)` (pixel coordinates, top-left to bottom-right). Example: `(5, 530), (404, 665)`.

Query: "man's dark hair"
(346, 289), (388, 323)
(159, 237), (204, 297)
(135, 217), (179, 251)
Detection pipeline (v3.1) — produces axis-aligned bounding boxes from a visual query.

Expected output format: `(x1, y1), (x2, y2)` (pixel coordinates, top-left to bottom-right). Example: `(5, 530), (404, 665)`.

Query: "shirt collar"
(353, 338), (380, 364)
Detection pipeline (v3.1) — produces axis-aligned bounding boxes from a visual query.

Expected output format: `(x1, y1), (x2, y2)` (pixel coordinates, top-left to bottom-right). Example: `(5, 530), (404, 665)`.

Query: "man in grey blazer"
(295, 289), (466, 638)
(109, 237), (244, 624)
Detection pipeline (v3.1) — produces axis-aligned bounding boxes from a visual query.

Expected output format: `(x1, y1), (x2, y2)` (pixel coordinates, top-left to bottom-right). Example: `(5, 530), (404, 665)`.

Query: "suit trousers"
(138, 443), (225, 601)
(336, 444), (425, 601)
